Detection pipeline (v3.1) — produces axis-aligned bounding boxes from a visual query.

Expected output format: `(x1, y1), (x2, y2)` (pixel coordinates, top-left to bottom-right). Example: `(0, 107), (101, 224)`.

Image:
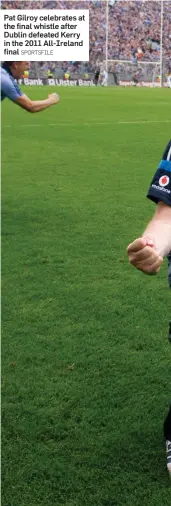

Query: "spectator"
(2, 1), (170, 73)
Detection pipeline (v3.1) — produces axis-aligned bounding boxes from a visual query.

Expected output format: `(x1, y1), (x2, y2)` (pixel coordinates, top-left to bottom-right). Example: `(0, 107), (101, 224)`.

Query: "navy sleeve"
(147, 140), (171, 207)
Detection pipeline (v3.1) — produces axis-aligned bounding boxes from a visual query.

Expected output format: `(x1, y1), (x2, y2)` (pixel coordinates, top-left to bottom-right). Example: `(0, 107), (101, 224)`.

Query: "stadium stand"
(2, 1), (171, 78)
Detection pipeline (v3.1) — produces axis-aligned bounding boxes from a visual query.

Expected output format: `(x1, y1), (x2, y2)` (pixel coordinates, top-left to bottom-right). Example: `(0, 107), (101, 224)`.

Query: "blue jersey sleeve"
(146, 140), (171, 207)
(1, 71), (23, 102)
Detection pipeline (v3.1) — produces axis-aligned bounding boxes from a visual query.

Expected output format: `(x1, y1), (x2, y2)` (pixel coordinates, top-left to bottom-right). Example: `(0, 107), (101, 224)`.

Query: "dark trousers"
(164, 323), (171, 440)
(113, 72), (119, 85)
(164, 406), (171, 440)
(94, 71), (100, 85)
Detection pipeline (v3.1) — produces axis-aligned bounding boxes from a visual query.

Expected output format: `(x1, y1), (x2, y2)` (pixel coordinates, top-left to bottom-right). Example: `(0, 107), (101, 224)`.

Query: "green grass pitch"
(2, 86), (171, 505)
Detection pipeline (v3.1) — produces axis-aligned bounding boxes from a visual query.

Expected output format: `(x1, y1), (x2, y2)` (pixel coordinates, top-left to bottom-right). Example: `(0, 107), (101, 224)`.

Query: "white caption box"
(0, 9), (89, 61)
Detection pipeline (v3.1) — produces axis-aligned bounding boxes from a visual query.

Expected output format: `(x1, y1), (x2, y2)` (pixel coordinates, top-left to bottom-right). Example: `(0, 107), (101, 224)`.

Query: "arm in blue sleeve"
(1, 74), (23, 102)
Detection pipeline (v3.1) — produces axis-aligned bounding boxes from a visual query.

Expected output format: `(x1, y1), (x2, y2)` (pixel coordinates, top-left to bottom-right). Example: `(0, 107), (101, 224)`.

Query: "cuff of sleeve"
(146, 191), (171, 207)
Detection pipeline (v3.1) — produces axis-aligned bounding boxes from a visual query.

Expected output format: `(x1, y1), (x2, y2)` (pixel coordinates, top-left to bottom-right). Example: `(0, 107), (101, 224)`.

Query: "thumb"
(143, 234), (156, 249)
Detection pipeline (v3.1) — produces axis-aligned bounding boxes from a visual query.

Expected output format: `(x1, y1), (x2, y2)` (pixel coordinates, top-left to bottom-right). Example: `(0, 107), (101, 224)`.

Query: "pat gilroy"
(4, 13), (80, 22)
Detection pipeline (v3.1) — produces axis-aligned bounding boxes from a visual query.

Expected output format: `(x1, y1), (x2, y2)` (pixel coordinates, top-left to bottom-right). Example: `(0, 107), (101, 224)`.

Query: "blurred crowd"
(2, 1), (171, 73)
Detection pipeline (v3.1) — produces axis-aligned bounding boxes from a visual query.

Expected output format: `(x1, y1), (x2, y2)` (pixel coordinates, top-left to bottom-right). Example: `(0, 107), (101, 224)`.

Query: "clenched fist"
(48, 93), (60, 105)
(127, 235), (163, 274)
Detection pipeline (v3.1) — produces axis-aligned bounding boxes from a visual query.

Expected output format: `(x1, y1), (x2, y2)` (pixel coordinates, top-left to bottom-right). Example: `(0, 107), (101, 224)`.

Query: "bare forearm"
(143, 219), (171, 257)
(29, 98), (52, 113)
(15, 93), (59, 112)
(127, 202), (171, 274)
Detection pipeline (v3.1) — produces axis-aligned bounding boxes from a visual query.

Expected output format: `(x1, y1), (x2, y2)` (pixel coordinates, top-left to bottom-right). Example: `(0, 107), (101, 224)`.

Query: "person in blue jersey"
(127, 140), (171, 475)
(1, 61), (60, 112)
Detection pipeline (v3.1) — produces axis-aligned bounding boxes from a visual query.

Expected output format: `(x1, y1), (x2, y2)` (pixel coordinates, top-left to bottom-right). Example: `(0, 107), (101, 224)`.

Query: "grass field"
(2, 86), (171, 506)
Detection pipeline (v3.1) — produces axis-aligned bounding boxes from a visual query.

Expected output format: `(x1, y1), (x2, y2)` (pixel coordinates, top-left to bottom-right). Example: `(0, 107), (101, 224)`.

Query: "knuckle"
(146, 265), (157, 274)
